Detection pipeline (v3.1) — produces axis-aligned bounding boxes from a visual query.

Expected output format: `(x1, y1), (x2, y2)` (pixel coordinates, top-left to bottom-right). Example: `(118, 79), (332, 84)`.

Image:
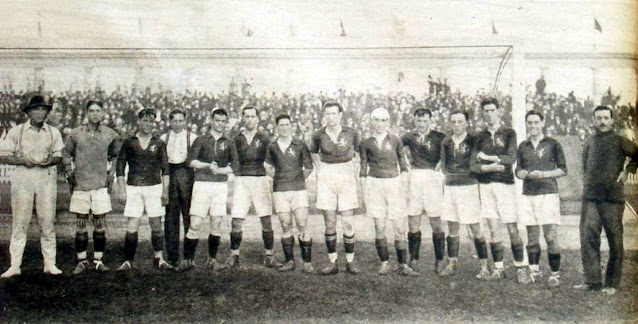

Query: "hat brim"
(23, 104), (53, 113)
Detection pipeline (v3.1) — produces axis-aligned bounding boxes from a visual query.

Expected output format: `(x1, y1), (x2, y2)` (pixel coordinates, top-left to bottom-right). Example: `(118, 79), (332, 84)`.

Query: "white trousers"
(9, 167), (58, 268)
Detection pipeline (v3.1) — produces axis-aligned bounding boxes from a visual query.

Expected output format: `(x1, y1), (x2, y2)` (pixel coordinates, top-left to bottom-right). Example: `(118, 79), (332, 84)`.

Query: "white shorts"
(441, 185), (481, 224)
(273, 190), (309, 213)
(191, 181), (228, 218)
(364, 177), (406, 220)
(316, 162), (359, 212)
(479, 182), (518, 223)
(123, 184), (165, 218)
(520, 194), (561, 226)
(231, 176), (273, 218)
(70, 188), (112, 215)
(407, 169), (444, 217)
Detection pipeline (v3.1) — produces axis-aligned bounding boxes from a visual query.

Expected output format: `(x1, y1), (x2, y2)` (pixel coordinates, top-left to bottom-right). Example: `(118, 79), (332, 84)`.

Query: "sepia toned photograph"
(0, 1), (636, 322)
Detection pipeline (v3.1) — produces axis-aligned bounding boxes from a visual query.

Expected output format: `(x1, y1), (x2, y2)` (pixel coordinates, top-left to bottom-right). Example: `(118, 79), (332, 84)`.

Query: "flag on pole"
(594, 18), (602, 32)
(340, 19), (347, 37)
(492, 20), (498, 35)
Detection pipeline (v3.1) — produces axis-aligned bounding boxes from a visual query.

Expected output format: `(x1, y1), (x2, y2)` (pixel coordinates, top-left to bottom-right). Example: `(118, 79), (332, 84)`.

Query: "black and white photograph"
(0, 1), (636, 322)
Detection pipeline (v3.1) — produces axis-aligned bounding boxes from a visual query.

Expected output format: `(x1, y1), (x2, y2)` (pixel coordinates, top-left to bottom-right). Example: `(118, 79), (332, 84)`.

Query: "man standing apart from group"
(116, 108), (172, 271)
(228, 106), (280, 269)
(64, 100), (119, 274)
(310, 101), (360, 275)
(575, 105), (638, 295)
(161, 109), (197, 268)
(516, 110), (567, 287)
(360, 108), (418, 276)
(0, 95), (64, 278)
(473, 98), (528, 283)
(402, 108), (446, 273)
(265, 114), (314, 273)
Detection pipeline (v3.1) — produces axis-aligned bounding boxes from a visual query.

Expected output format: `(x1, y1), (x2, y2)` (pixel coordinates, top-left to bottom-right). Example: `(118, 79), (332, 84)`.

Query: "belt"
(169, 162), (189, 170)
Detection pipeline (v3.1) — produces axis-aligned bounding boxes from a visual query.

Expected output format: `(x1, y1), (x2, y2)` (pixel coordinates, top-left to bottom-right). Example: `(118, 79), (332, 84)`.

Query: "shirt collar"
(25, 120), (49, 132)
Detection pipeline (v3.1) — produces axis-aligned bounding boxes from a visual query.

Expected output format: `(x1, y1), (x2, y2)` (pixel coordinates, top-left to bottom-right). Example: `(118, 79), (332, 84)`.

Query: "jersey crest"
(337, 138), (348, 149)
(455, 143), (468, 156)
(148, 144), (157, 153)
(218, 142), (226, 151)
(536, 147), (545, 159)
(253, 139), (261, 148)
(494, 136), (505, 148)
(287, 147), (296, 157)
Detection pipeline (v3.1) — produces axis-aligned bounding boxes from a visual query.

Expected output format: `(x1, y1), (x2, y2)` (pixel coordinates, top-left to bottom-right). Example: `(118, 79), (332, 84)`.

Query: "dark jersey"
(232, 131), (271, 176)
(583, 131), (638, 202)
(116, 136), (169, 186)
(188, 134), (235, 182)
(310, 126), (360, 164)
(359, 133), (408, 178)
(516, 137), (567, 195)
(440, 134), (478, 186)
(265, 138), (313, 192)
(402, 130), (446, 170)
(473, 126), (517, 184)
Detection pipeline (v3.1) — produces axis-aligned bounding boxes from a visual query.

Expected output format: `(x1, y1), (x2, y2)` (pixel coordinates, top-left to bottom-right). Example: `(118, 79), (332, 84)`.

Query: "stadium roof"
(0, 1), (635, 56)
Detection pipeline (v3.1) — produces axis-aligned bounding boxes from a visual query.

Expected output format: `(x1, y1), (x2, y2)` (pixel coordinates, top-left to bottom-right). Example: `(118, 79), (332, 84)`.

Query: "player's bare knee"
(408, 215), (421, 233)
(448, 221), (460, 237)
(210, 217), (223, 235)
(149, 217), (162, 232)
(76, 215), (88, 234)
(527, 225), (541, 244)
(127, 218), (141, 233)
(260, 216), (273, 232)
(468, 223), (483, 239)
(92, 215), (106, 232)
(429, 217), (443, 234)
(324, 214), (337, 235)
(342, 217), (355, 237)
(231, 218), (244, 233)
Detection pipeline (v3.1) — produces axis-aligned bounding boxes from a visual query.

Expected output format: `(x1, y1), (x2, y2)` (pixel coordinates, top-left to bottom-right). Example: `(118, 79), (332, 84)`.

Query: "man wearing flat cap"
(0, 94), (65, 278)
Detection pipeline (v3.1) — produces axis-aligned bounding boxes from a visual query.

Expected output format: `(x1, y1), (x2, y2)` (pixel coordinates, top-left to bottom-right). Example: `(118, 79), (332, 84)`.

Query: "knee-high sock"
(474, 237), (488, 260)
(325, 233), (337, 254)
(447, 236), (460, 258)
(299, 237), (312, 263)
(230, 232), (243, 251)
(343, 234), (355, 254)
(511, 242), (525, 263)
(526, 243), (541, 265)
(490, 242), (504, 263)
(124, 232), (138, 261)
(395, 240), (407, 264)
(548, 253), (561, 272)
(262, 231), (274, 251)
(408, 231), (422, 261)
(375, 239), (389, 262)
(93, 231), (106, 260)
(151, 231), (164, 253)
(183, 237), (198, 261)
(208, 235), (220, 259)
(281, 236), (295, 262)
(75, 232), (88, 260)
(432, 232), (445, 261)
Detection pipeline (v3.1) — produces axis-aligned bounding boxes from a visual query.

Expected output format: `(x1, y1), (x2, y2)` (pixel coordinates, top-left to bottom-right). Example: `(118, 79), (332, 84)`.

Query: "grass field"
(1, 239), (637, 323)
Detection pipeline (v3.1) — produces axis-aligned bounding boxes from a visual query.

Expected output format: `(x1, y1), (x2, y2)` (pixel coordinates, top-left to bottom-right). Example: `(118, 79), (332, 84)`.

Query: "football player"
(265, 114), (314, 273)
(473, 98), (527, 282)
(438, 110), (490, 279)
(401, 108), (446, 273)
(179, 109), (235, 271)
(360, 108), (418, 276)
(116, 108), (172, 271)
(516, 110), (567, 287)
(310, 101), (361, 275)
(227, 106), (280, 269)
(64, 100), (119, 274)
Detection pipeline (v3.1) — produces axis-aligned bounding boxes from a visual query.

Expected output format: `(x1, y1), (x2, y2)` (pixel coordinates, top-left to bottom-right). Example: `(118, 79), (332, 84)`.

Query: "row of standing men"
(0, 96), (636, 295)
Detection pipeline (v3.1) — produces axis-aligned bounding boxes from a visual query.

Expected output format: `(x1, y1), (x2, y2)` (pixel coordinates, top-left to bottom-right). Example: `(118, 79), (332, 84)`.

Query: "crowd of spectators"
(0, 82), (635, 143)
